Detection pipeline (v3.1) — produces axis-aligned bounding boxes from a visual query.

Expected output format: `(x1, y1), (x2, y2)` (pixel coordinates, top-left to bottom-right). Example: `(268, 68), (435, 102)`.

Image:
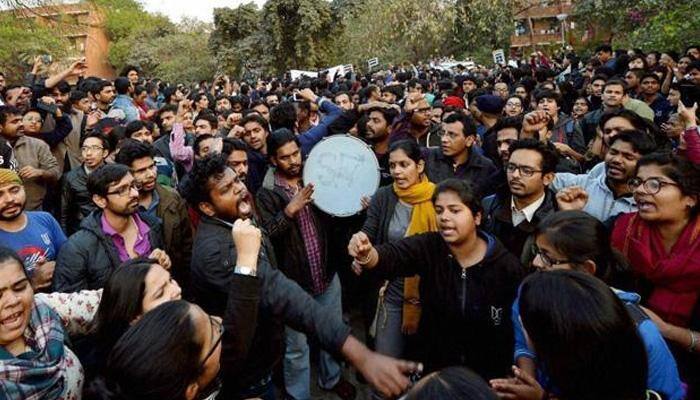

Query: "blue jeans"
(375, 278), (406, 358)
(284, 274), (343, 400)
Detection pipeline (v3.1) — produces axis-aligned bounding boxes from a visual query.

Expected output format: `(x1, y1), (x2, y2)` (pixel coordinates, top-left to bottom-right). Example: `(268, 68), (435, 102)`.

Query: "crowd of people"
(0, 42), (698, 400)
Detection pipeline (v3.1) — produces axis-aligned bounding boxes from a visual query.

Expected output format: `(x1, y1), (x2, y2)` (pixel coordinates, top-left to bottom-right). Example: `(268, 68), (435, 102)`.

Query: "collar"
(510, 193), (546, 223)
(101, 213), (150, 238)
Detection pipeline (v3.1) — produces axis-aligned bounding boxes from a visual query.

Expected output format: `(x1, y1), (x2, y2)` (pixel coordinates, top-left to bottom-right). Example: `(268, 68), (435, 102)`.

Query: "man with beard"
(49, 82), (84, 172)
(256, 129), (357, 400)
(389, 93), (441, 147)
(89, 80), (116, 116)
(60, 132), (110, 235)
(0, 106), (60, 210)
(240, 113), (271, 193)
(53, 164), (169, 292)
(424, 113), (498, 197)
(360, 102), (399, 186)
(481, 139), (559, 259)
(124, 120), (178, 188)
(181, 154), (421, 400)
(0, 168), (66, 290)
(116, 140), (193, 297)
(551, 131), (656, 221)
(222, 137), (249, 184)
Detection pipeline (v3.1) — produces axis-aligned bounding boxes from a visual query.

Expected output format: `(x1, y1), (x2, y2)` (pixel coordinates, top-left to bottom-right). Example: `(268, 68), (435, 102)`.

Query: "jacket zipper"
(460, 267), (467, 364)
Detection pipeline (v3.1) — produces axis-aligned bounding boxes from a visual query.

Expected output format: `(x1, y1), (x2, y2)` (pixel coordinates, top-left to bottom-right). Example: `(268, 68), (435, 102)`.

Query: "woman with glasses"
(492, 211), (683, 400)
(612, 152), (700, 397)
(0, 246), (102, 399)
(350, 140), (438, 377)
(494, 271), (676, 400)
(90, 300), (224, 400)
(503, 96), (524, 117)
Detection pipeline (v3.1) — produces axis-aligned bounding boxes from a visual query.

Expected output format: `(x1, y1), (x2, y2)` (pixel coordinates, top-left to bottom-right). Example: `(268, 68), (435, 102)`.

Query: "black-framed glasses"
(199, 316), (224, 370)
(531, 244), (570, 268)
(106, 182), (139, 197)
(81, 145), (104, 153)
(628, 177), (679, 195)
(506, 163), (542, 178)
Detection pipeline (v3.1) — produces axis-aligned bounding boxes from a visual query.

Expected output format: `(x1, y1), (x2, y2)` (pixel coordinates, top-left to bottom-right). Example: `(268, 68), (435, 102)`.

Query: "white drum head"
(303, 135), (380, 217)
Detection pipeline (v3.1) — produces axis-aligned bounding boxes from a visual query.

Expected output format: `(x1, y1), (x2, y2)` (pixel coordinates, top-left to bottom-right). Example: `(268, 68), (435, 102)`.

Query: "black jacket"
(256, 182), (334, 293)
(362, 185), (399, 245)
(60, 166), (97, 235)
(190, 216), (351, 396)
(372, 231), (525, 379)
(54, 211), (164, 292)
(424, 147), (499, 197)
(481, 189), (558, 260)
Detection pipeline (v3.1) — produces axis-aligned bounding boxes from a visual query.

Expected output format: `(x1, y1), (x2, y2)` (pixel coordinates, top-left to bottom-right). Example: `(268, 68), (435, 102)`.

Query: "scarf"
(611, 212), (700, 326)
(393, 176), (438, 334)
(0, 299), (67, 400)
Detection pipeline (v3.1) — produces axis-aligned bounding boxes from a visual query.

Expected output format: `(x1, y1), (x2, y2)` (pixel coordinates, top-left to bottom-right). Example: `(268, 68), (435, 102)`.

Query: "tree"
(209, 3), (266, 77)
(453, 0), (515, 55)
(259, 0), (336, 74)
(573, 0), (698, 51)
(0, 12), (72, 83)
(337, 0), (458, 66)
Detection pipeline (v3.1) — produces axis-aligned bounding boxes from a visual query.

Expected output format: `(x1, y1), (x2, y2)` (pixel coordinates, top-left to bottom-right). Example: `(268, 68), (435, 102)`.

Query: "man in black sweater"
(180, 154), (420, 399)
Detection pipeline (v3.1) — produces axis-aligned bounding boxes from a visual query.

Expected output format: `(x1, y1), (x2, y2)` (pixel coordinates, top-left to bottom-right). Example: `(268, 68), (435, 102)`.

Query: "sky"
(141, 0), (266, 23)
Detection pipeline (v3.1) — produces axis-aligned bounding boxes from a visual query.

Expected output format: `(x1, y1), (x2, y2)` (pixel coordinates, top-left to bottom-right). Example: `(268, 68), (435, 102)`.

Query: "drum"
(303, 135), (380, 217)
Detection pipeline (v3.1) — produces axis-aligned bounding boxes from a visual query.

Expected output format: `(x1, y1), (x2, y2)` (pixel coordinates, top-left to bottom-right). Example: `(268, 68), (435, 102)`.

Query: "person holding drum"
(352, 139), (439, 392)
(256, 129), (357, 400)
(348, 178), (525, 381)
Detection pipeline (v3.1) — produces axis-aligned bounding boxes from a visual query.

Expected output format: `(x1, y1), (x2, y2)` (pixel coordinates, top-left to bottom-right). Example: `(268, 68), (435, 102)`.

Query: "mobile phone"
(40, 54), (52, 64)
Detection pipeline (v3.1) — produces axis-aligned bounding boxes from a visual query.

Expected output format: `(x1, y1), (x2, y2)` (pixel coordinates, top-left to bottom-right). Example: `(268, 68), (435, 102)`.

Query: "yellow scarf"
(393, 176), (437, 334)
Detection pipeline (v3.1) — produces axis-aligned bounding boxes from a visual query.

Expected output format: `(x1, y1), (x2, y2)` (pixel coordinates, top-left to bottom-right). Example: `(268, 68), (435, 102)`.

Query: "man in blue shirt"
(0, 168), (66, 290)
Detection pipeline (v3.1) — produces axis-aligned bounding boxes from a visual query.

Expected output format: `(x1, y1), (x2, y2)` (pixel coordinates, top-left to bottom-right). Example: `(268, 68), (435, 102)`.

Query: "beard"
(0, 201), (25, 221)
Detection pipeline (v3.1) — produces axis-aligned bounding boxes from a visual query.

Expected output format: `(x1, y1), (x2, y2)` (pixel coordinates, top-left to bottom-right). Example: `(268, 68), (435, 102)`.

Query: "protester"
(424, 113), (498, 196)
(357, 140), (437, 372)
(115, 140), (193, 297)
(0, 247), (100, 399)
(611, 152), (700, 397)
(53, 164), (170, 292)
(482, 139), (559, 260)
(494, 271), (659, 400)
(494, 211), (684, 400)
(61, 132), (110, 234)
(180, 157), (421, 398)
(349, 179), (525, 379)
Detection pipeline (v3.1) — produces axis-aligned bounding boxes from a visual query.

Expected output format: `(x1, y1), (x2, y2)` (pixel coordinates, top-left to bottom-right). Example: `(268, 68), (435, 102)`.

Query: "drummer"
(255, 128), (357, 400)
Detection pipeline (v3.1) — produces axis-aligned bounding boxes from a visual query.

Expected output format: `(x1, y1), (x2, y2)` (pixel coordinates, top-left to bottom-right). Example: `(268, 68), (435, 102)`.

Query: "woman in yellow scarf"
(353, 139), (437, 367)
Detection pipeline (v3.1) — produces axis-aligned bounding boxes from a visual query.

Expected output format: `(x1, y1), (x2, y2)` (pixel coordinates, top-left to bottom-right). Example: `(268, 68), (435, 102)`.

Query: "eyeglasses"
(106, 182), (139, 196)
(23, 116), (42, 123)
(506, 163), (542, 178)
(628, 177), (679, 195)
(199, 316), (224, 371)
(81, 145), (104, 153)
(531, 244), (570, 268)
(505, 102), (522, 108)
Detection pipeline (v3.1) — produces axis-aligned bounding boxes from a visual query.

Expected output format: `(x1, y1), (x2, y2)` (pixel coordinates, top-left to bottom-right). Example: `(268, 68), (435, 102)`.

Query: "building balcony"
(514, 3), (573, 19)
(510, 32), (565, 47)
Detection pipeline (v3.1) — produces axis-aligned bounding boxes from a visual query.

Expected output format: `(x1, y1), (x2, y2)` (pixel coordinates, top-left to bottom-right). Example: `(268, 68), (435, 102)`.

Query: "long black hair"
(520, 271), (648, 400)
(99, 301), (203, 400)
(404, 366), (498, 400)
(94, 258), (157, 371)
(535, 210), (633, 290)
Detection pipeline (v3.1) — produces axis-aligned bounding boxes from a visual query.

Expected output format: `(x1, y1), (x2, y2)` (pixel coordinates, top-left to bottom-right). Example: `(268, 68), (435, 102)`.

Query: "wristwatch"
(234, 265), (257, 277)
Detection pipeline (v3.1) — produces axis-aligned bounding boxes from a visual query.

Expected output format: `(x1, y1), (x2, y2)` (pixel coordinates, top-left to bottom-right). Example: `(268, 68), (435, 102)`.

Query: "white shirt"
(511, 193), (546, 226)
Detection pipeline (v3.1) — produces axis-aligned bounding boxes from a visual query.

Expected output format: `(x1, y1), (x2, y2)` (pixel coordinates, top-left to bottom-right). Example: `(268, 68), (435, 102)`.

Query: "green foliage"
(209, 3), (266, 76)
(573, 0), (697, 52)
(453, 0), (514, 54)
(0, 13), (72, 83)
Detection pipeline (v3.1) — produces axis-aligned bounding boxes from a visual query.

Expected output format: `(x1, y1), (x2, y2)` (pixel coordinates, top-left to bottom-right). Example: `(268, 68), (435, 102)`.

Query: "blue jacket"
(512, 287), (684, 400)
(110, 94), (140, 123)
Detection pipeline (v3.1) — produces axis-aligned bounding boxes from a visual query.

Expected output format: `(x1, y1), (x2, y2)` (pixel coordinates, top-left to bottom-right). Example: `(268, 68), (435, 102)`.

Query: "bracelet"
(689, 330), (698, 352)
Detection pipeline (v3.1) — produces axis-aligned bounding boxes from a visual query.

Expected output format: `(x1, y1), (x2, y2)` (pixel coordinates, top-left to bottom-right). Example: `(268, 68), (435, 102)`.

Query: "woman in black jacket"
(349, 178), (526, 380)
